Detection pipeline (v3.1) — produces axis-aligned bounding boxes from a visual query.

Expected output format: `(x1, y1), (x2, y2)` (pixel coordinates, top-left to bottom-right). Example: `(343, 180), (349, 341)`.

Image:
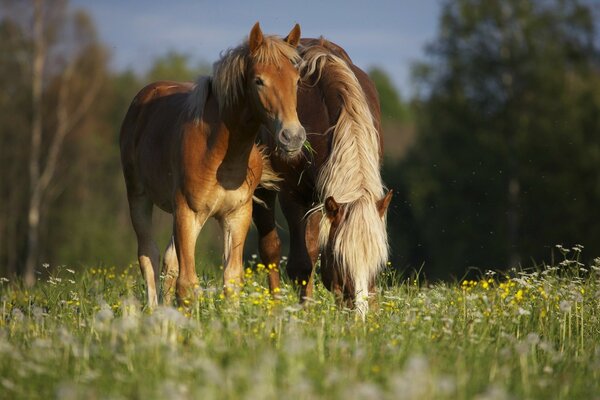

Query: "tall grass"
(1, 246), (599, 399)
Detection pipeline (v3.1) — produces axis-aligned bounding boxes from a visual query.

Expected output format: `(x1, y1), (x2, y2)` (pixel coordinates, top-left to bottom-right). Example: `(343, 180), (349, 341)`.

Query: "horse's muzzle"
(277, 126), (306, 155)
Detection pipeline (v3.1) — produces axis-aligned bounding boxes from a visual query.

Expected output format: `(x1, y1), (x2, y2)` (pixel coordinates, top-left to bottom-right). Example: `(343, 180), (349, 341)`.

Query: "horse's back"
(120, 81), (194, 211)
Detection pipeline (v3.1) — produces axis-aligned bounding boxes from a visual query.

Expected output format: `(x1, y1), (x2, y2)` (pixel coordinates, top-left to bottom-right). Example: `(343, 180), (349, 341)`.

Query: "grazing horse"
(120, 23), (305, 307)
(253, 38), (392, 315)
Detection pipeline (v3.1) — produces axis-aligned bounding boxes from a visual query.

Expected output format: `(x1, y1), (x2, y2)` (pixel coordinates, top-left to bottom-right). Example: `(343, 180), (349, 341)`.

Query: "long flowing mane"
(301, 42), (388, 303)
(211, 36), (301, 113)
(187, 35), (300, 118)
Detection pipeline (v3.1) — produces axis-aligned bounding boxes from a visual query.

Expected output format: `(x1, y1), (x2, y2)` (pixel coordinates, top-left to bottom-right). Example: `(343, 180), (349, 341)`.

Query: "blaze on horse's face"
(247, 23), (306, 158)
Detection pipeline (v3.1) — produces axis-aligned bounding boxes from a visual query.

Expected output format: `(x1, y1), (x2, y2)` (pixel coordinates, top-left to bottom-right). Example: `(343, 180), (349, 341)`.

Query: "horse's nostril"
(278, 127), (305, 152)
(279, 129), (295, 145)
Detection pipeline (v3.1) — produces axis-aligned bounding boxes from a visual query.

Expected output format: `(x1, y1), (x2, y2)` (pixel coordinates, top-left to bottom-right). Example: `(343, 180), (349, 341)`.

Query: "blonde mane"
(211, 35), (301, 113)
(187, 35), (300, 118)
(301, 44), (388, 312)
(186, 76), (212, 122)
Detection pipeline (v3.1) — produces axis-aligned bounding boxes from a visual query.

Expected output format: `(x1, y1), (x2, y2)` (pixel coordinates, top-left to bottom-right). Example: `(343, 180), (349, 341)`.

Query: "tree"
(369, 67), (409, 122)
(391, 0), (600, 278)
(0, 0), (107, 282)
(0, 16), (31, 276)
(145, 50), (210, 83)
(368, 67), (417, 160)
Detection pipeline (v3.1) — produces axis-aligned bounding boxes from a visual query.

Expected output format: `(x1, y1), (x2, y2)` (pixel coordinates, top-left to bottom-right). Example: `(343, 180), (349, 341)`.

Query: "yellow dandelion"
(515, 289), (524, 302)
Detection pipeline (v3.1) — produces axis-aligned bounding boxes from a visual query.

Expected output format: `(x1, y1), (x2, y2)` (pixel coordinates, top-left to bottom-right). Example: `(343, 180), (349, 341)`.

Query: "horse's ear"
(324, 196), (340, 221)
(249, 22), (264, 53)
(376, 190), (393, 218)
(285, 23), (301, 47)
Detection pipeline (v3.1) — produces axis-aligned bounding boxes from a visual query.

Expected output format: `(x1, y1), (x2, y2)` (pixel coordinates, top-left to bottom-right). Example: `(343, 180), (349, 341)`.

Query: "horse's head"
(320, 190), (393, 312)
(246, 23), (306, 158)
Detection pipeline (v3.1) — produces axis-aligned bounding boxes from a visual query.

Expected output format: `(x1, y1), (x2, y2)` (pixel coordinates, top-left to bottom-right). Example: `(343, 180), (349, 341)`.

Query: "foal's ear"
(284, 24), (301, 47)
(249, 22), (264, 53)
(324, 196), (340, 221)
(376, 190), (393, 218)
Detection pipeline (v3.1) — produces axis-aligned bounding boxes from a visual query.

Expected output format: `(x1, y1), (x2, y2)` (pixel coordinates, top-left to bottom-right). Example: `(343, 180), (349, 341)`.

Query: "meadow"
(1, 245), (599, 399)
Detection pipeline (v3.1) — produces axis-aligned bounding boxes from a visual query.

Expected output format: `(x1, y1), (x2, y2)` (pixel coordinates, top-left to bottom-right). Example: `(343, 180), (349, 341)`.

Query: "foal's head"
(245, 23), (306, 157)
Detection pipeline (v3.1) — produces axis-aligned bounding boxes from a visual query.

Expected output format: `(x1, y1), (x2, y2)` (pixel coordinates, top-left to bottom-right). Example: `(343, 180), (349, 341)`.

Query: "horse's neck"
(217, 103), (261, 166)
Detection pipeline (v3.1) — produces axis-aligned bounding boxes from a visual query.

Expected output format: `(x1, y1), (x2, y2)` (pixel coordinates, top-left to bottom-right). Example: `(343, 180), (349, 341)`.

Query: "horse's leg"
(161, 235), (179, 305)
(280, 193), (319, 302)
(303, 211), (321, 299)
(173, 197), (203, 306)
(128, 194), (160, 308)
(320, 255), (345, 306)
(220, 201), (253, 295)
(252, 188), (281, 293)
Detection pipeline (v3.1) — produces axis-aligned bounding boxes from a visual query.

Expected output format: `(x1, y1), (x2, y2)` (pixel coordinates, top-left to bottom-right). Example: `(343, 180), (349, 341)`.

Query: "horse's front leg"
(173, 194), (204, 306)
(280, 193), (320, 303)
(252, 187), (282, 293)
(220, 201), (253, 296)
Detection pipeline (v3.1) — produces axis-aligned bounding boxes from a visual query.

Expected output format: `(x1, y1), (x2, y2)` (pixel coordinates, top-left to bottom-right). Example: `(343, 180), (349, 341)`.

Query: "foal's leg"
(161, 236), (179, 305)
(173, 197), (203, 306)
(280, 194), (320, 302)
(220, 201), (253, 295)
(128, 194), (160, 308)
(252, 188), (281, 293)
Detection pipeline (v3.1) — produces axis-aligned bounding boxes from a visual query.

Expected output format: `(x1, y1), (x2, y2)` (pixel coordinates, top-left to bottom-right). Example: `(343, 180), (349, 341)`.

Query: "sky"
(70, 0), (441, 97)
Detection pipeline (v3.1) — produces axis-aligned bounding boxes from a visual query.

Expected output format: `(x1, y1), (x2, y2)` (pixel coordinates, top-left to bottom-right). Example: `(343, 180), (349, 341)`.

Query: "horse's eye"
(255, 77), (264, 86)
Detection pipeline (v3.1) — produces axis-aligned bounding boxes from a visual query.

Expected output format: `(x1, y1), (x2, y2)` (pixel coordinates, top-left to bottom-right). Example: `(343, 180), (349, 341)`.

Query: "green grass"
(1, 246), (599, 399)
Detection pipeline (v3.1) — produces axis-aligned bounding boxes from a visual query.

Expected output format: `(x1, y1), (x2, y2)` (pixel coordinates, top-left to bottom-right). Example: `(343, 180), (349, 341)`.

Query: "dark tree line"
(383, 0), (600, 279)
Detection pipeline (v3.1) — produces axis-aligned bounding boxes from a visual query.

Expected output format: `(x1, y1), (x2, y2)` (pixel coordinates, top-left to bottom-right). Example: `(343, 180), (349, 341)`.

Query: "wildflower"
(11, 308), (24, 322)
(517, 307), (531, 316)
(515, 289), (524, 302)
(559, 300), (572, 313)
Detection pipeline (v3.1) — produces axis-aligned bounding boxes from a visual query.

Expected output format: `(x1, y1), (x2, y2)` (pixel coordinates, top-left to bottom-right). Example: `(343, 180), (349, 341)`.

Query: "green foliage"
(146, 50), (210, 82)
(0, 5), (217, 275)
(386, 0), (600, 278)
(369, 67), (410, 122)
(1, 250), (600, 398)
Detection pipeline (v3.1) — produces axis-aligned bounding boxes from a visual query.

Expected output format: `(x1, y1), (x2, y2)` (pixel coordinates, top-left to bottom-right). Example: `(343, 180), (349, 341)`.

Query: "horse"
(253, 38), (392, 315)
(120, 23), (305, 307)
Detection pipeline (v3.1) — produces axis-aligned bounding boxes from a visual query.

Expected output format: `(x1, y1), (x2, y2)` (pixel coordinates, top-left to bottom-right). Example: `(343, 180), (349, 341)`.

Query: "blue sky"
(71, 0), (441, 97)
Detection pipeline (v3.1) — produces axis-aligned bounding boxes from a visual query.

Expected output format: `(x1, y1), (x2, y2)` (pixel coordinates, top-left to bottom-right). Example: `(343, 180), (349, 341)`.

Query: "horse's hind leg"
(161, 236), (179, 305)
(128, 194), (160, 308)
(252, 188), (281, 293)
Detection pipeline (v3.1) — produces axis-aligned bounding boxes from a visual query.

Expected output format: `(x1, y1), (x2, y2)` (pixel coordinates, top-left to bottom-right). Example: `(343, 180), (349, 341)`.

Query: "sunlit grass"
(1, 246), (599, 399)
